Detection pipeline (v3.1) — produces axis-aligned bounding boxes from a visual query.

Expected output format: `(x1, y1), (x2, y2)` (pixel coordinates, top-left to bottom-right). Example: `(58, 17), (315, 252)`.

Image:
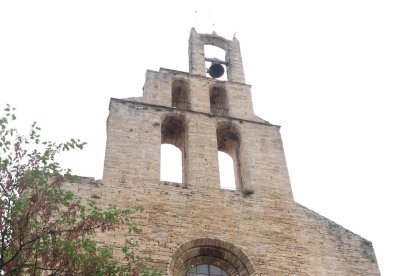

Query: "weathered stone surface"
(65, 29), (380, 275)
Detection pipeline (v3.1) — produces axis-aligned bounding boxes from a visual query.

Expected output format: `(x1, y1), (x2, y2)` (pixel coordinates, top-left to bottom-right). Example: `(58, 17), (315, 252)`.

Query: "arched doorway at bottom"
(167, 238), (256, 276)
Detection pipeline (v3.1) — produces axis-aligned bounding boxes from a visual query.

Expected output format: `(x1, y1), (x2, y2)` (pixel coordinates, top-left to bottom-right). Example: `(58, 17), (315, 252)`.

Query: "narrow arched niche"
(216, 123), (243, 191)
(161, 114), (188, 185)
(210, 86), (229, 116)
(172, 79), (191, 110)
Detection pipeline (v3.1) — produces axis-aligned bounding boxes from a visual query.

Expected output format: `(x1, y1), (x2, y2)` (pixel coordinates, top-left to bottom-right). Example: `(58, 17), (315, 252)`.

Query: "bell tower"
(188, 28), (245, 83)
(93, 29), (381, 275)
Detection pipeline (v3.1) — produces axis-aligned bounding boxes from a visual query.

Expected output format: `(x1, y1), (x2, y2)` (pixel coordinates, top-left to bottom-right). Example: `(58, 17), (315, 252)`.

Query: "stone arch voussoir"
(167, 237), (256, 276)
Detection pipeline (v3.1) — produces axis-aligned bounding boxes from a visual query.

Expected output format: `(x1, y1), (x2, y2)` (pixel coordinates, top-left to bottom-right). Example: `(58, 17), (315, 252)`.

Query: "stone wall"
(64, 29), (380, 275)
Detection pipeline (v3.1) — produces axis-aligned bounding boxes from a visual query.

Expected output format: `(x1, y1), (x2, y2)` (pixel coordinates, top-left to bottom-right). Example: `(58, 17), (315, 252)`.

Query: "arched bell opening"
(216, 123), (243, 191)
(172, 79), (191, 110)
(204, 45), (227, 81)
(209, 86), (229, 116)
(160, 114), (188, 186)
(188, 29), (246, 83)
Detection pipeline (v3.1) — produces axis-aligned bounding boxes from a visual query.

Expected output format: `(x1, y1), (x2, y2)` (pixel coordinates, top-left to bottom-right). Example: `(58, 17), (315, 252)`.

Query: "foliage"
(0, 105), (159, 275)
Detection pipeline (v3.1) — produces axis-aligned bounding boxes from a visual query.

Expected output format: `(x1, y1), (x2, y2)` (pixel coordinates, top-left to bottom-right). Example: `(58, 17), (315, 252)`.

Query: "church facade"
(66, 29), (380, 275)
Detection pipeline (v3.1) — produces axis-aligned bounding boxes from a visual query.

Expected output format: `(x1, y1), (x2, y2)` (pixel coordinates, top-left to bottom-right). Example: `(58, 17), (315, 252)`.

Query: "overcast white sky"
(1, 1), (414, 275)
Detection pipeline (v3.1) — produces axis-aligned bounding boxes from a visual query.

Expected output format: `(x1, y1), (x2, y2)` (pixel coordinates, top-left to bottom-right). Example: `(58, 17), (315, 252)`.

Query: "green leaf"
(0, 105), (150, 274)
